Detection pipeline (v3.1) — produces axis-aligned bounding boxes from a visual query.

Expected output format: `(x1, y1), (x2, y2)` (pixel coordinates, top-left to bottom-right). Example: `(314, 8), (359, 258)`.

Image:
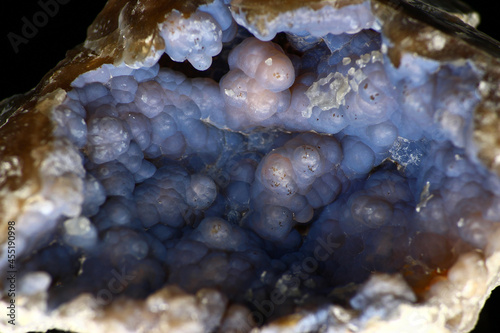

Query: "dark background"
(0, 1), (108, 101)
(0, 1), (499, 332)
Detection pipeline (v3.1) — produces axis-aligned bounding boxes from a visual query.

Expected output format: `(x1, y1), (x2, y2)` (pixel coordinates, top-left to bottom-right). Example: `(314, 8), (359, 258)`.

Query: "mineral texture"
(1, 0), (500, 332)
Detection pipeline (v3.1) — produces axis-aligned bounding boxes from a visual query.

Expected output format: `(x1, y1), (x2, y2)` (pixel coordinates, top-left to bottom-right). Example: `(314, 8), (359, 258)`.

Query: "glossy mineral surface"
(2, 0), (500, 332)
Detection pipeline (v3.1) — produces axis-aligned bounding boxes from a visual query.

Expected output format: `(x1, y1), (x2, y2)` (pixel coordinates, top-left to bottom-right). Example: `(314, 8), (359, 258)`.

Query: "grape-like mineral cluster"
(2, 0), (500, 332)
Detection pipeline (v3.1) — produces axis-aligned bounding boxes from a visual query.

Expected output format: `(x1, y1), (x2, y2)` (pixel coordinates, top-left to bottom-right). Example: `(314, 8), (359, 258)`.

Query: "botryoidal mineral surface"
(1, 0), (500, 332)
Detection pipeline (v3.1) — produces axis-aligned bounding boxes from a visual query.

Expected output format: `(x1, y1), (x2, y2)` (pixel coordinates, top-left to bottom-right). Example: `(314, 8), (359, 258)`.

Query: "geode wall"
(2, 1), (500, 332)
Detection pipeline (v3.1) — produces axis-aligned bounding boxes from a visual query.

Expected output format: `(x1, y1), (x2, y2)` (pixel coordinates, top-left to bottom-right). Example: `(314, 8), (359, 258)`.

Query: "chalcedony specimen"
(2, 0), (500, 332)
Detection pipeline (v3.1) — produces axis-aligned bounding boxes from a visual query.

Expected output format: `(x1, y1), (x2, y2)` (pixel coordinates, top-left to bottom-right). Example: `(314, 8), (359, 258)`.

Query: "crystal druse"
(2, 0), (500, 332)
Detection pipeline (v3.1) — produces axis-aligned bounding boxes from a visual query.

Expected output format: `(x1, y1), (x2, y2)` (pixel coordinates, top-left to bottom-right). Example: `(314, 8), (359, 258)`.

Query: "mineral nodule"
(2, 0), (500, 332)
